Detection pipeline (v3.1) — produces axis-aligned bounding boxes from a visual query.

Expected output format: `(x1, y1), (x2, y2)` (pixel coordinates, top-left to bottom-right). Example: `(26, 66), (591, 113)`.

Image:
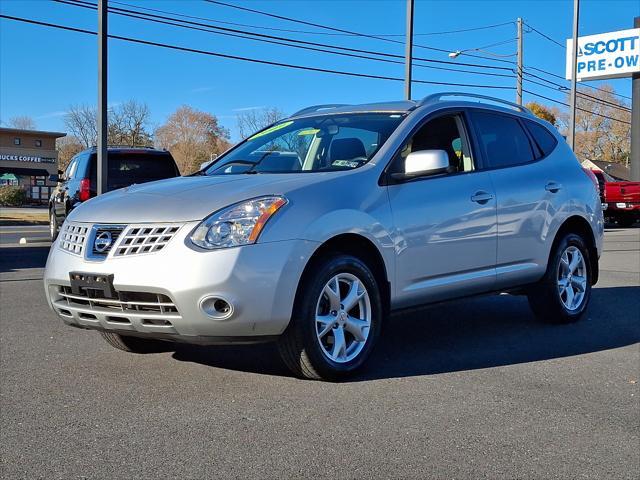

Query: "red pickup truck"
(591, 170), (640, 227)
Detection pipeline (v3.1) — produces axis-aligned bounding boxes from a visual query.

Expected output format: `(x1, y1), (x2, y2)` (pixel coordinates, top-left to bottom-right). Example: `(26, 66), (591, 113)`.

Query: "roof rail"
(418, 92), (531, 115)
(290, 104), (350, 117)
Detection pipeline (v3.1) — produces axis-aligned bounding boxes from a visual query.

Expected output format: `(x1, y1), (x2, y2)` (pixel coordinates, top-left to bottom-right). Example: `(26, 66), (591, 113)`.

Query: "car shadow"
(171, 285), (640, 381)
(0, 246), (50, 273)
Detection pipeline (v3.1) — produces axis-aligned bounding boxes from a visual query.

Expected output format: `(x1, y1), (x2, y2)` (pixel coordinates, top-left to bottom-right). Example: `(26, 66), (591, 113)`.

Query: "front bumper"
(44, 221), (318, 343)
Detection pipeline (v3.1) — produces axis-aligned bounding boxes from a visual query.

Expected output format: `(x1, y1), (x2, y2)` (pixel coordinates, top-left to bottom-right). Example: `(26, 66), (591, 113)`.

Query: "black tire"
(278, 254), (382, 381)
(49, 210), (59, 241)
(527, 233), (592, 324)
(100, 331), (170, 353)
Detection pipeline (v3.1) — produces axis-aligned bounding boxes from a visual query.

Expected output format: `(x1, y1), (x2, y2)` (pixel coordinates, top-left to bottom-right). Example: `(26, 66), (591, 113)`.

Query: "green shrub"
(0, 185), (27, 207)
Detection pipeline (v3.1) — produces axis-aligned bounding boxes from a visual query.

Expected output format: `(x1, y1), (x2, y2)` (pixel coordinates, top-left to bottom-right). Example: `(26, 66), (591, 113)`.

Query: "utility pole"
(404, 0), (414, 100)
(97, 0), (108, 195)
(567, 0), (580, 151)
(516, 18), (523, 105)
(631, 16), (640, 181)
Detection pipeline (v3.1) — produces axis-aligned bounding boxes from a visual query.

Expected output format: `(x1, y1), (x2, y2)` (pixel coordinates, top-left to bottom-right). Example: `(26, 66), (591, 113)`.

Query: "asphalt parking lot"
(0, 226), (638, 479)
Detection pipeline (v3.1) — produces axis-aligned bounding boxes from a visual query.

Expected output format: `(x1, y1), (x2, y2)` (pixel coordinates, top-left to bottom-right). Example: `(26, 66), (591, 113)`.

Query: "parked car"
(43, 93), (603, 381)
(49, 147), (180, 239)
(590, 169), (639, 227)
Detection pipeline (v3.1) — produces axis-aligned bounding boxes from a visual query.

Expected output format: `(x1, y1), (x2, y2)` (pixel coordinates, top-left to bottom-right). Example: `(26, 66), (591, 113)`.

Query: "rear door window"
(524, 120), (558, 158)
(471, 111), (535, 169)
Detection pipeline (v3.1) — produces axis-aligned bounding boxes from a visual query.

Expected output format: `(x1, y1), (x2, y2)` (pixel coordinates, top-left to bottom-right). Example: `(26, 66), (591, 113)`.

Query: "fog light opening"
(200, 296), (234, 319)
(213, 299), (231, 315)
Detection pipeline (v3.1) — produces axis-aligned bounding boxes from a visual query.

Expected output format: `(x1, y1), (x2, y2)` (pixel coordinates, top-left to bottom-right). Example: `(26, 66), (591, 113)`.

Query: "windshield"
(204, 113), (405, 175)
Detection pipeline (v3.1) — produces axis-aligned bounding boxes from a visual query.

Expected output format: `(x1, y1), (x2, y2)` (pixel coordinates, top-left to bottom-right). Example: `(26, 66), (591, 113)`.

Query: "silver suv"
(44, 93), (604, 380)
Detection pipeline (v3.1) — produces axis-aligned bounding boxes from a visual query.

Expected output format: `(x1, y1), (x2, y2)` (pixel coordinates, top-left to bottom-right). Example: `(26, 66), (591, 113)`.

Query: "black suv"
(49, 147), (180, 239)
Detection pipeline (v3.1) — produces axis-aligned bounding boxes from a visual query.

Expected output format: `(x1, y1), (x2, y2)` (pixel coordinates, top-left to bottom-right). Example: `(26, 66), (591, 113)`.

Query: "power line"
(0, 14), (516, 91)
(523, 89), (631, 125)
(110, 0), (513, 38)
(57, 0), (517, 78)
(523, 22), (565, 48)
(524, 65), (633, 101)
(523, 71), (632, 112)
(202, 0), (520, 65)
(521, 26), (633, 102)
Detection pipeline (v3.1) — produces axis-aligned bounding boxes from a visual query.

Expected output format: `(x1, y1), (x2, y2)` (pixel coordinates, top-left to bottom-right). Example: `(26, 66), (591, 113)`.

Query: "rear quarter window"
(524, 120), (558, 158)
(471, 111), (535, 169)
(89, 152), (179, 190)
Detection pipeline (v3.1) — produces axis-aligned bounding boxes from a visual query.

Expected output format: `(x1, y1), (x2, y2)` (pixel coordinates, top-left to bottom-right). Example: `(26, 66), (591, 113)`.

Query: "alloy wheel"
(557, 246), (587, 311)
(315, 272), (372, 363)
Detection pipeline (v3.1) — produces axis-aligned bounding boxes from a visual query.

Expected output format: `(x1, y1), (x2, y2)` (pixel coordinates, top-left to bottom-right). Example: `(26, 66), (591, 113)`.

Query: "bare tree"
(64, 104), (98, 148)
(109, 100), (152, 146)
(56, 135), (84, 171)
(8, 115), (36, 130)
(558, 84), (631, 165)
(155, 105), (231, 174)
(64, 100), (152, 148)
(237, 107), (285, 139)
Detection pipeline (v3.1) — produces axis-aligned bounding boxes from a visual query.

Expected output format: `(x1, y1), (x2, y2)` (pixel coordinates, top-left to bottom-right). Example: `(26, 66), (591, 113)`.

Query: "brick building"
(0, 127), (66, 203)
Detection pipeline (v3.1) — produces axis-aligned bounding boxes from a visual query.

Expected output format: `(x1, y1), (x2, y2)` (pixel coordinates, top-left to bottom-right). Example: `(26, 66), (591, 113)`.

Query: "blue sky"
(0, 0), (637, 141)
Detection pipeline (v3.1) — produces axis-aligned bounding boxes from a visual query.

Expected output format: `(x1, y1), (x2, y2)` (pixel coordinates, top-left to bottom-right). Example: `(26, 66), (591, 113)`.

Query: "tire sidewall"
(49, 210), (58, 241)
(294, 254), (382, 378)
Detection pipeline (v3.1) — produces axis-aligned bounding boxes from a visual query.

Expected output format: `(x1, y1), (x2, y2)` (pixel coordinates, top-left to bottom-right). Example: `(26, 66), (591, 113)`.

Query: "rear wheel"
(49, 210), (59, 241)
(527, 233), (592, 324)
(100, 331), (170, 353)
(278, 254), (382, 381)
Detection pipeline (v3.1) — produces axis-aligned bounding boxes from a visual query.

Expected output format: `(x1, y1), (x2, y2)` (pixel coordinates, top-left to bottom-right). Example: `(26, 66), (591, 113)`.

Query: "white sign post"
(566, 28), (640, 81)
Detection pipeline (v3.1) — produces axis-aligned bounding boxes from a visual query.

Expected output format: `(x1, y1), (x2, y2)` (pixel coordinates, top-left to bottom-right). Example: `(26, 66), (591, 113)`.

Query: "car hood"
(67, 173), (329, 224)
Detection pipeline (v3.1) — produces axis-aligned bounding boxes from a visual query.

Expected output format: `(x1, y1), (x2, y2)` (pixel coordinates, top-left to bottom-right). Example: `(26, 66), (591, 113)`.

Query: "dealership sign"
(566, 28), (640, 80)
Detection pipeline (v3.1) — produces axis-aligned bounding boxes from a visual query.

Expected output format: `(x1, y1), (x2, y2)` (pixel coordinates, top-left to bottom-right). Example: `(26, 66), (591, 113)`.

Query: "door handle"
(471, 191), (494, 204)
(545, 182), (562, 193)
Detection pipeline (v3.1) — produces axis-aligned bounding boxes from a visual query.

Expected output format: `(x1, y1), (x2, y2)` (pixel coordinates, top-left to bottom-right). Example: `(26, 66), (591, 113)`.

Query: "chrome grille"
(57, 285), (179, 316)
(114, 225), (181, 257)
(90, 225), (125, 258)
(59, 223), (89, 255)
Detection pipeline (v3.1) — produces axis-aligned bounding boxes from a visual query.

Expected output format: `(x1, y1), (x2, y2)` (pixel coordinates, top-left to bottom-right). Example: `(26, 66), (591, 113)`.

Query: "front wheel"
(49, 210), (59, 241)
(278, 254), (382, 381)
(527, 233), (592, 324)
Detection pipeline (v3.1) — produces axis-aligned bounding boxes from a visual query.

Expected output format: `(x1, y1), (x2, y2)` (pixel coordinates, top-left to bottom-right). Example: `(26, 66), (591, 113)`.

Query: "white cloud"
(232, 105), (266, 112)
(35, 110), (67, 119)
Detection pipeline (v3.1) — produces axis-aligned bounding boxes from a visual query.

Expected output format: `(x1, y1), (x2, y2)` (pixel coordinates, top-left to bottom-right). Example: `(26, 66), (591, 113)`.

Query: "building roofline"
(0, 127), (67, 138)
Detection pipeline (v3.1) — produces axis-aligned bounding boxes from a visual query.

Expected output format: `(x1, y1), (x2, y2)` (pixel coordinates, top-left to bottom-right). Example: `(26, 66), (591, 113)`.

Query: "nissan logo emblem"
(94, 231), (112, 253)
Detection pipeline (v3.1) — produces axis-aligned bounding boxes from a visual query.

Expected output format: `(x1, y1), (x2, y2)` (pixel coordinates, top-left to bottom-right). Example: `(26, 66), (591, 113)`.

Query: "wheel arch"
(549, 215), (599, 285)
(296, 233), (392, 316)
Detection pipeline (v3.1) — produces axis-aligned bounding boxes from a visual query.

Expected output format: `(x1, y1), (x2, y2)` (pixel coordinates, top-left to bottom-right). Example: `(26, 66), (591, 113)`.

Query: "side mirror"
(200, 160), (213, 171)
(391, 149), (450, 181)
(48, 174), (59, 183)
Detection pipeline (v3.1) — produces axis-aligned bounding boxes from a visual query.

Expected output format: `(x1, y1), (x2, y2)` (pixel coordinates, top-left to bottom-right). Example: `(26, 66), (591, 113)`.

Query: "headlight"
(190, 196), (288, 249)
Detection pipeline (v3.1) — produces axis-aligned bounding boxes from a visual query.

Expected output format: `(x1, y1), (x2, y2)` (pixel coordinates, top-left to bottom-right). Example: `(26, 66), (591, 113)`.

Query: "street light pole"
(97, 0), (108, 195)
(567, 0), (580, 151)
(516, 17), (523, 105)
(404, 0), (414, 100)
